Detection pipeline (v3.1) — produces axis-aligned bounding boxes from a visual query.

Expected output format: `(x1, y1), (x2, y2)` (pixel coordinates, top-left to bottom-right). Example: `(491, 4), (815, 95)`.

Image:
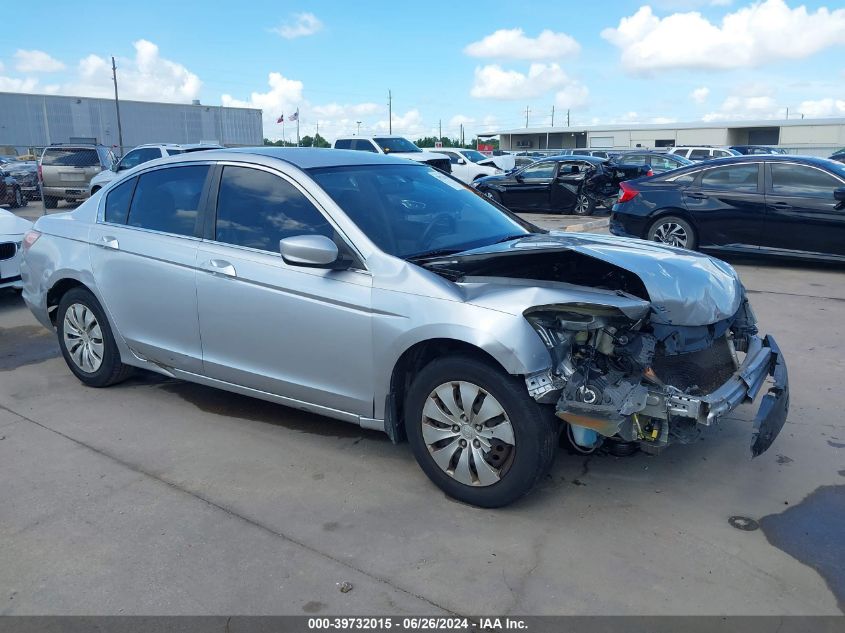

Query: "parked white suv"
(421, 148), (502, 183)
(333, 136), (452, 173)
(667, 146), (740, 162)
(88, 143), (222, 194)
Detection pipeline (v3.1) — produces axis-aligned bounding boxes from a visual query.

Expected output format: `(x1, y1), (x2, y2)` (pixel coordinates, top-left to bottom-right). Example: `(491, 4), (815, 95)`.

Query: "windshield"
(461, 150), (487, 164)
(309, 164), (537, 259)
(373, 137), (421, 154)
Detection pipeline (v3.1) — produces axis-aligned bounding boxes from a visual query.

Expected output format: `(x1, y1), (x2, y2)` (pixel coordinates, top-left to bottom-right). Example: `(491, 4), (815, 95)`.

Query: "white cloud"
(601, 0), (845, 72)
(373, 109), (425, 138)
(272, 13), (323, 39)
(222, 71), (304, 134)
(69, 40), (201, 102)
(702, 94), (780, 121)
(690, 86), (710, 103)
(14, 49), (65, 73)
(464, 28), (580, 60)
(797, 98), (845, 118)
(449, 114), (475, 128)
(0, 76), (39, 92)
(470, 63), (588, 105)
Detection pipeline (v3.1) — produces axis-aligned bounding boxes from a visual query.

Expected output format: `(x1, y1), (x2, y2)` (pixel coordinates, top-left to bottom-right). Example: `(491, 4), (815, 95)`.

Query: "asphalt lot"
(0, 205), (843, 616)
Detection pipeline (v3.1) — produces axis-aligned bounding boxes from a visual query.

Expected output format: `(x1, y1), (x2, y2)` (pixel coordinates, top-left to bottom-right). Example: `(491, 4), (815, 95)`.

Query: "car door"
(550, 160), (586, 211)
(438, 151), (467, 182)
(764, 161), (845, 257)
(501, 161), (557, 210)
(195, 163), (375, 417)
(681, 162), (766, 249)
(89, 164), (211, 372)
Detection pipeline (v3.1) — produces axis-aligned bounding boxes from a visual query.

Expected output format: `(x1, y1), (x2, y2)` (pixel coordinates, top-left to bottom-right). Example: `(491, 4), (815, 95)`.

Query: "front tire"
(9, 187), (24, 209)
(483, 190), (502, 204)
(406, 357), (559, 508)
(647, 215), (697, 250)
(56, 287), (134, 387)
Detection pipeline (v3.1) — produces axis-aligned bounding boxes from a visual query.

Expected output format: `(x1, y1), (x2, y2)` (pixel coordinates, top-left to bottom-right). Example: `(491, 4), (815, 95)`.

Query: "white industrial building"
(0, 91), (263, 155)
(482, 118), (845, 157)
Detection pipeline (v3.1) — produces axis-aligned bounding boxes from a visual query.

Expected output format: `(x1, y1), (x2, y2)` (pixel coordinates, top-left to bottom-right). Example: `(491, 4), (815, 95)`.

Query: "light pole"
(356, 121), (362, 135)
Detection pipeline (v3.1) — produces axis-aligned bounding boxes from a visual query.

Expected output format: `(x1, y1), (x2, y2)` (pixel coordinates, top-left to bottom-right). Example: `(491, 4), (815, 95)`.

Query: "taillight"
(617, 181), (639, 204)
(646, 169), (654, 177)
(22, 230), (41, 253)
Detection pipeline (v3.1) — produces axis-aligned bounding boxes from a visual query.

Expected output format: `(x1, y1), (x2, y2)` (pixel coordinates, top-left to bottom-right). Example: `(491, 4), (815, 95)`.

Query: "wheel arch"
(46, 278), (91, 325)
(385, 338), (513, 443)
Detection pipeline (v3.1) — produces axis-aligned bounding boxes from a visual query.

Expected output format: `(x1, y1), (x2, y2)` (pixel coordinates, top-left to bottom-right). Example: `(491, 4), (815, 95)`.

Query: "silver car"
(20, 148), (789, 507)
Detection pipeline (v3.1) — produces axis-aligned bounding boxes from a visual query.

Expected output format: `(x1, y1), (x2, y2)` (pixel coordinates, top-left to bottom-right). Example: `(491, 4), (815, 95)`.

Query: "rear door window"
(651, 155), (678, 171)
(119, 148), (161, 171)
(42, 148), (100, 167)
(520, 161), (557, 180)
(126, 165), (209, 236)
(352, 139), (378, 152)
(104, 177), (137, 224)
(214, 166), (333, 252)
(688, 149), (711, 161)
(700, 164), (759, 191)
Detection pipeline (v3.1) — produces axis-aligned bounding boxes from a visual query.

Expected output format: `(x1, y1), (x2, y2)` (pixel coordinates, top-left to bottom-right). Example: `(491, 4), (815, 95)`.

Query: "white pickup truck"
(333, 136), (452, 174)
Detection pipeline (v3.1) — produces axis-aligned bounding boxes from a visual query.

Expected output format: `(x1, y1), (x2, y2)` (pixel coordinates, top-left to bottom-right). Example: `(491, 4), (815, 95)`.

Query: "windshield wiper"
(492, 234), (530, 244)
(406, 248), (467, 262)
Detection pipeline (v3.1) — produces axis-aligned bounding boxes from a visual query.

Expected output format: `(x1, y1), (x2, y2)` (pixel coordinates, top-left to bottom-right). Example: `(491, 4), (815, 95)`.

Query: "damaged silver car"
(20, 148), (789, 508)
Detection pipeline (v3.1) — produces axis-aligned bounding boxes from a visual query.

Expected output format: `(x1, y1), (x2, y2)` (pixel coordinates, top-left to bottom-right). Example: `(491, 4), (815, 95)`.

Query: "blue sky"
(1, 0), (844, 141)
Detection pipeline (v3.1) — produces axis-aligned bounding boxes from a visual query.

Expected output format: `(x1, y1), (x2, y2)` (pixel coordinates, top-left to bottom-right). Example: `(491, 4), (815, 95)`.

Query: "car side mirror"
(515, 173), (524, 182)
(457, 158), (466, 165)
(280, 234), (345, 269)
(834, 187), (845, 202)
(112, 163), (120, 172)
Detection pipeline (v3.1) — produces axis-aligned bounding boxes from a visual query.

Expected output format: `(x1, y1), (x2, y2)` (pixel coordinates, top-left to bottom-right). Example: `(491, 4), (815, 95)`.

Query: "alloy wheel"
(63, 303), (104, 373)
(574, 194), (591, 214)
(652, 222), (689, 248)
(421, 381), (515, 487)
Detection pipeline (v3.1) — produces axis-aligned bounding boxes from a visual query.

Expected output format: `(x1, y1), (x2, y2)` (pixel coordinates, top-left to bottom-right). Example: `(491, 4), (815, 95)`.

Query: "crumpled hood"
(441, 233), (743, 327)
(0, 210), (34, 237)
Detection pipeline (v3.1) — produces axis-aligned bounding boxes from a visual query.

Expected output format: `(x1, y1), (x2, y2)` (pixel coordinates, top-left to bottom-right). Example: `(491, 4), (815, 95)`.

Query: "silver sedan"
(20, 148), (789, 507)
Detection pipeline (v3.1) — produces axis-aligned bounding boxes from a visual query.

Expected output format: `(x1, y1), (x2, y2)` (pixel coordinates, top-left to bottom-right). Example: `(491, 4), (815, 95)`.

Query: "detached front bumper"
(641, 334), (788, 455)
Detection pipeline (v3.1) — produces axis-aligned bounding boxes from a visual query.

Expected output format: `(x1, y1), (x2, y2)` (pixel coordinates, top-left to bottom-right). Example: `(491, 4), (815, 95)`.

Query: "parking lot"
(1, 201), (843, 616)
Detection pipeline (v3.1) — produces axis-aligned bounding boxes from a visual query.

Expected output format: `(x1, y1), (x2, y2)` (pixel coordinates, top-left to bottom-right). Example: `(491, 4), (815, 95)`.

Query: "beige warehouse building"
(482, 118), (845, 157)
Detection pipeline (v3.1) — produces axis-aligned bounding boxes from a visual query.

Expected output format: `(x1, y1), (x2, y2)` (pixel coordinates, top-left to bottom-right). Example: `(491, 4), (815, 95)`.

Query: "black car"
(0, 158), (39, 200)
(729, 145), (789, 155)
(0, 169), (27, 208)
(615, 150), (694, 174)
(611, 155), (845, 261)
(474, 155), (650, 216)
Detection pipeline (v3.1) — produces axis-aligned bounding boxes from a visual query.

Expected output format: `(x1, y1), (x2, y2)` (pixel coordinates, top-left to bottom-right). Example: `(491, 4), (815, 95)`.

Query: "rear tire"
(647, 215), (697, 250)
(56, 287), (134, 387)
(44, 196), (58, 209)
(572, 193), (595, 216)
(405, 356), (559, 508)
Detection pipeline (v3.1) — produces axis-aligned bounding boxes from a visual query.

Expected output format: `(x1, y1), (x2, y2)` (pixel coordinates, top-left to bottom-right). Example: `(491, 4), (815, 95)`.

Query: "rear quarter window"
(334, 139), (352, 150)
(104, 177), (137, 224)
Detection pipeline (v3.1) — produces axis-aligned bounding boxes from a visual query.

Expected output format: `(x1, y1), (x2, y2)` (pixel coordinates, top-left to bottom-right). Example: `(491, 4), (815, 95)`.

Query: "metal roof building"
(0, 91), (263, 155)
(480, 118), (845, 157)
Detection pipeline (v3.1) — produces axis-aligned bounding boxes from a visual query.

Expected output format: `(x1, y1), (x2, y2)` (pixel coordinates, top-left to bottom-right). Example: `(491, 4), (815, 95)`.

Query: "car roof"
(152, 146), (416, 169)
(655, 154), (844, 176)
(541, 154), (606, 164)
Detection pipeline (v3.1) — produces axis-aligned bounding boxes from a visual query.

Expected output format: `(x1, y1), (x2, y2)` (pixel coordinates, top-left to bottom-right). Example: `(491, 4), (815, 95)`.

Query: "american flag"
(276, 114), (284, 123)
(289, 110), (299, 122)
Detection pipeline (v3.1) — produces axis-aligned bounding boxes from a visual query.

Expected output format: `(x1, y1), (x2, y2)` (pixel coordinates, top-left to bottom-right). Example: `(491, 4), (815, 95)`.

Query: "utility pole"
(438, 119), (442, 141)
(551, 105), (555, 127)
(388, 90), (392, 134)
(111, 56), (124, 155)
(315, 121), (319, 145)
(525, 105), (530, 128)
(356, 121), (361, 135)
(786, 107), (789, 120)
(567, 109), (570, 127)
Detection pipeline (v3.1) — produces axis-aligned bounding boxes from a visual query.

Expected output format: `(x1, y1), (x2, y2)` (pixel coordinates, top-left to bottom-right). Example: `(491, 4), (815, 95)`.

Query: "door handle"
(99, 235), (119, 249)
(202, 259), (237, 278)
(686, 192), (708, 199)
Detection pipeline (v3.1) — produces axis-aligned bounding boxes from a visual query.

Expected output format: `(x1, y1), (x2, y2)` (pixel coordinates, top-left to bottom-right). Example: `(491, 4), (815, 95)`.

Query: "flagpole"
(296, 108), (300, 147)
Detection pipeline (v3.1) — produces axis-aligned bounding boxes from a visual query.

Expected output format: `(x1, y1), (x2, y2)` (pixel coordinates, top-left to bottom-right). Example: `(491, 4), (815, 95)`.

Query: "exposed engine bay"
(423, 235), (789, 457)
